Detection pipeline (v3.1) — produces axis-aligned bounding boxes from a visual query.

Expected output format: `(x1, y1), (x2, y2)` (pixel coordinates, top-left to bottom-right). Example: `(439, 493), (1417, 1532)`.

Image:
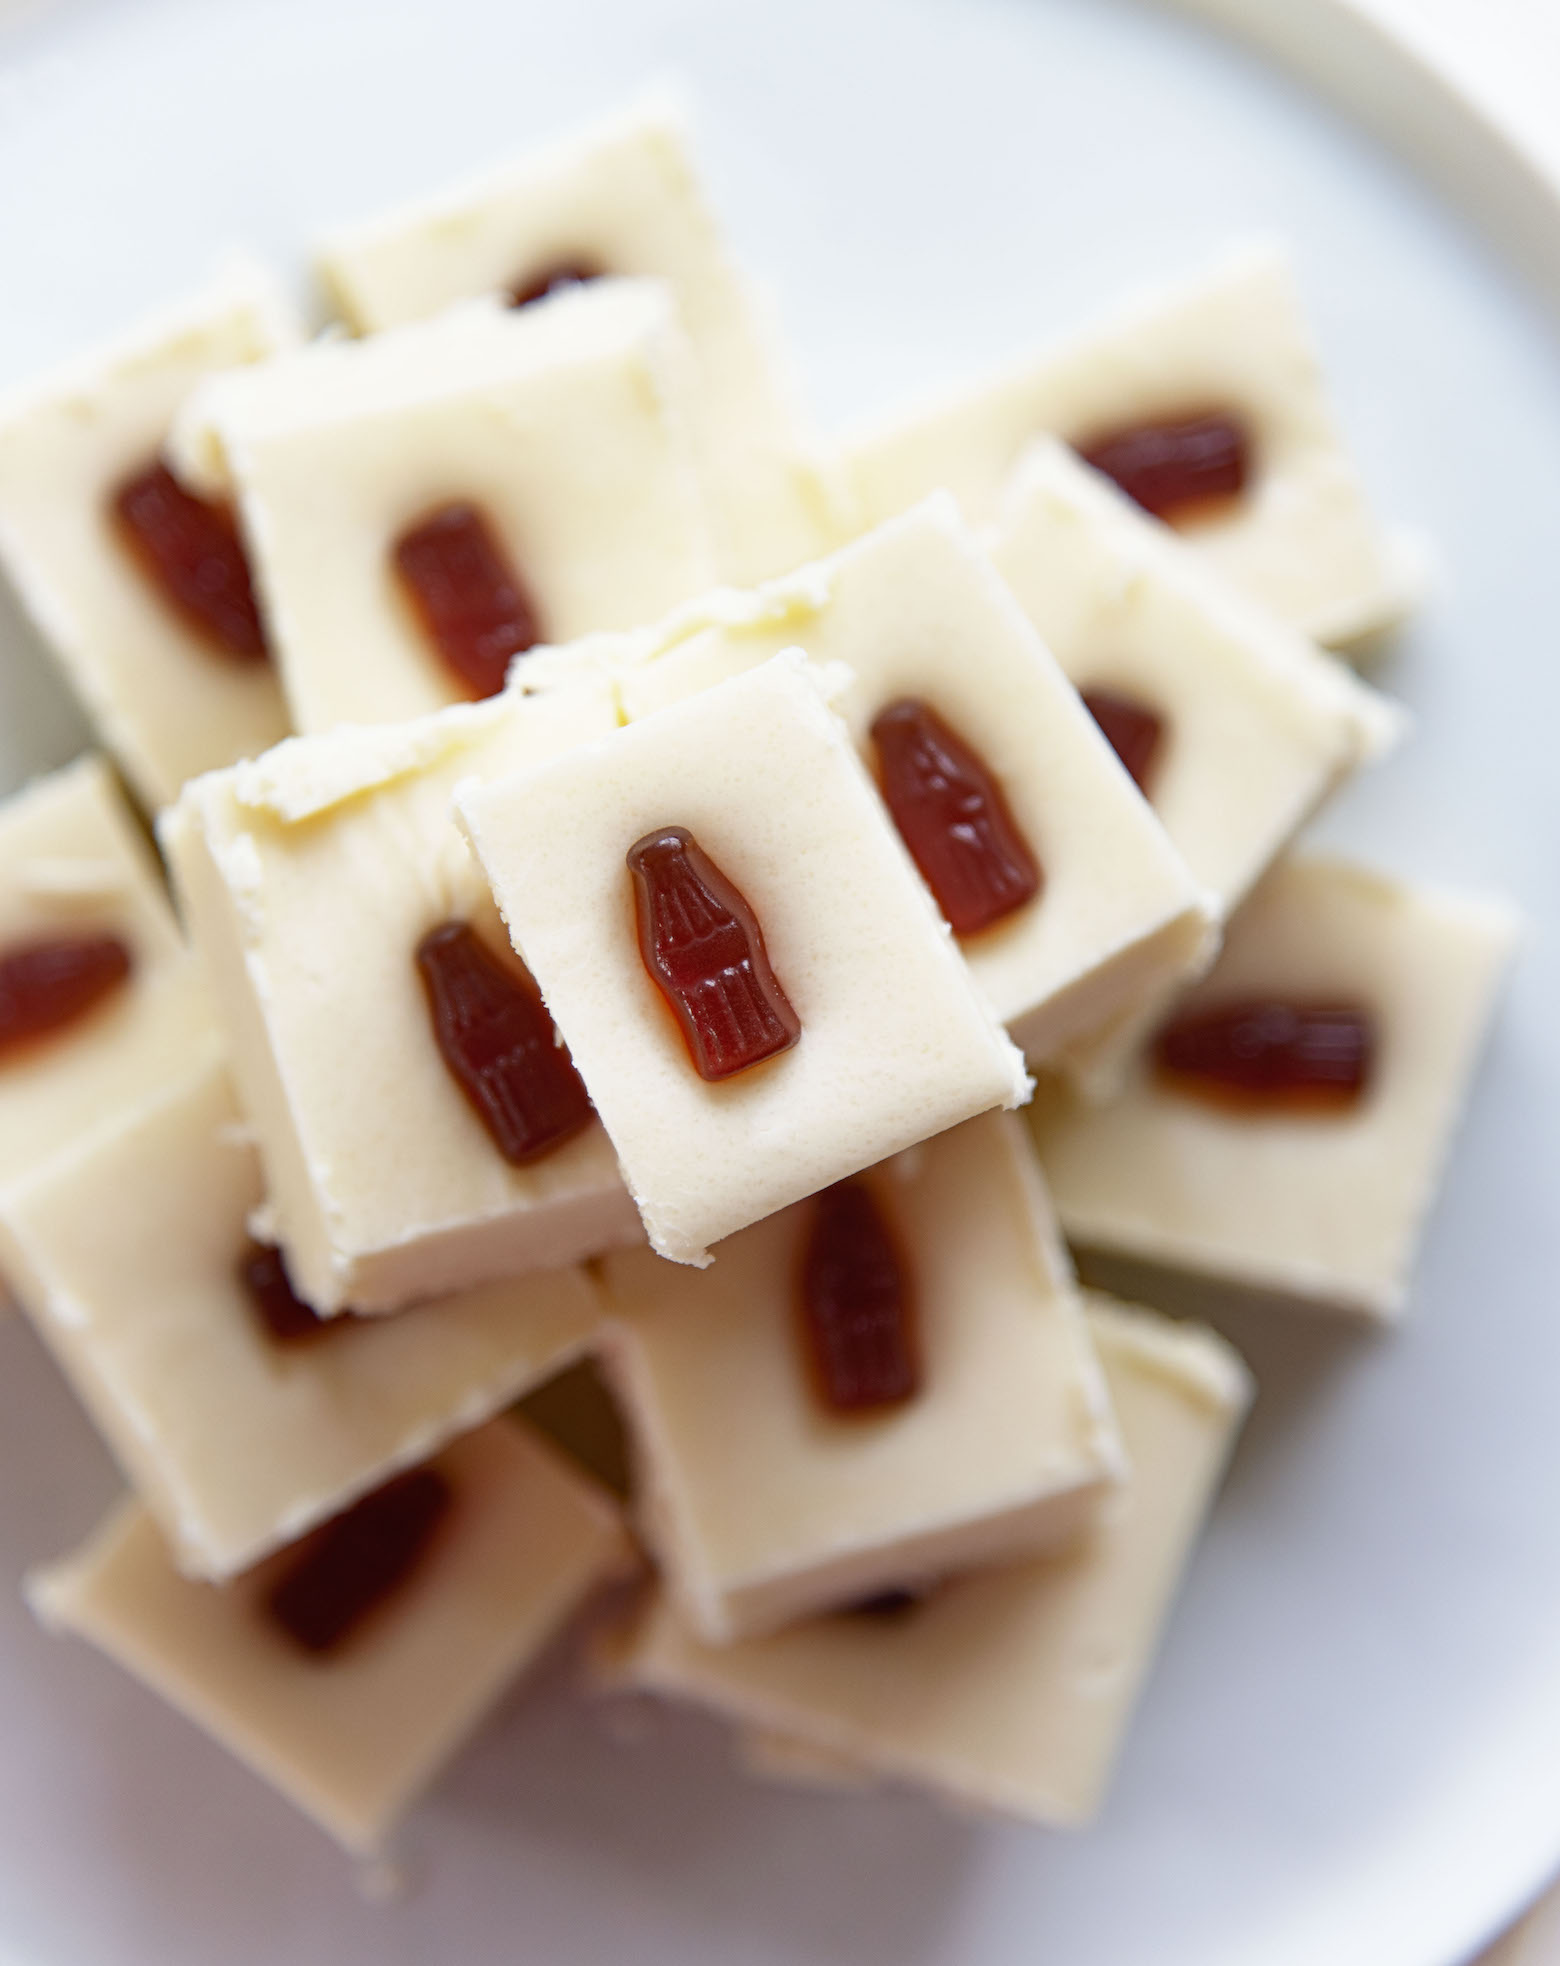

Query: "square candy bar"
(845, 245), (1415, 647)
(29, 1419), (633, 1854)
(604, 1296), (1251, 1829)
(457, 651), (1031, 1265)
(163, 683), (641, 1318)
(0, 754), (220, 1193)
(617, 497), (1215, 1066)
(188, 281), (716, 734)
(597, 1112), (1122, 1643)
(990, 440), (1404, 1094)
(315, 98), (840, 584)
(0, 260), (295, 809)
(1029, 857), (1519, 1317)
(0, 1055), (604, 1579)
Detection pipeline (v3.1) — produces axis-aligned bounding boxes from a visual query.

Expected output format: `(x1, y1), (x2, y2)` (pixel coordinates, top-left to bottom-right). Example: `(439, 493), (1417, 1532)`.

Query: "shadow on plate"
(0, 570), (91, 791)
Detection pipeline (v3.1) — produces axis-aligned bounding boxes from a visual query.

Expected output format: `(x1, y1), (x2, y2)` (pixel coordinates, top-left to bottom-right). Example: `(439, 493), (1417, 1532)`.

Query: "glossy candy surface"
(626, 827), (801, 1082)
(1077, 411), (1249, 523)
(111, 460), (268, 660)
(265, 1468), (452, 1656)
(1082, 688), (1165, 794)
(416, 921), (593, 1164)
(798, 1180), (920, 1413)
(0, 934), (132, 1063)
(1155, 999), (1375, 1111)
(392, 502), (542, 698)
(870, 698), (1041, 936)
(239, 1243), (328, 1343)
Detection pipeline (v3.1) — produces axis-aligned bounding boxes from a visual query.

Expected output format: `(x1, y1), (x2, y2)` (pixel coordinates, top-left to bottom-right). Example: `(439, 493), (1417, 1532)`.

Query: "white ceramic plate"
(2, 2), (1559, 1962)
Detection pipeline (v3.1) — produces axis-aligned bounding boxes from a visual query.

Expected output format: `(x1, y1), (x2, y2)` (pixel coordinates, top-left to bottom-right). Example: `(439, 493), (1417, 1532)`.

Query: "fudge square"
(596, 1112), (1122, 1642)
(1030, 857), (1519, 1318)
(315, 97), (840, 585)
(0, 754), (221, 1195)
(184, 280), (716, 735)
(845, 245), (1414, 648)
(0, 1054), (606, 1580)
(0, 260), (294, 809)
(618, 498), (1216, 1068)
(163, 681), (643, 1319)
(990, 440), (1404, 1093)
(603, 1295), (1252, 1828)
(457, 650), (1032, 1265)
(28, 1419), (634, 1855)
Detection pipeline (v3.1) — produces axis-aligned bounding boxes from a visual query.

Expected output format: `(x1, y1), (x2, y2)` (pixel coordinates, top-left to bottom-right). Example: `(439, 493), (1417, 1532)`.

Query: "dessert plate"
(1, 0), (1558, 1962)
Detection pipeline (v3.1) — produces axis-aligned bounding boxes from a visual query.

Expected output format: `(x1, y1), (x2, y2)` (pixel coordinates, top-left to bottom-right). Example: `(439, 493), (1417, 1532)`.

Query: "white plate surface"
(1, 2), (1559, 1963)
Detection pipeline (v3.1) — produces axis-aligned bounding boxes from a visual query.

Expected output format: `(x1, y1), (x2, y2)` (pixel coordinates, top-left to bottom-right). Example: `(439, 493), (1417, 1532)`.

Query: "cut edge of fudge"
(606, 494), (1224, 1067)
(594, 1293), (1252, 1829)
(841, 240), (1417, 650)
(1035, 856), (1523, 1319)
(455, 647), (1034, 1268)
(0, 256), (302, 810)
(160, 681), (646, 1318)
(26, 1417), (639, 1855)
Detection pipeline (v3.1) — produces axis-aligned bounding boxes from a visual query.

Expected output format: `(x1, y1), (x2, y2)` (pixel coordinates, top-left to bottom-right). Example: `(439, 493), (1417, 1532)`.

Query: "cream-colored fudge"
(457, 651), (1031, 1266)
(315, 98), (840, 584)
(0, 754), (220, 1191)
(163, 682), (643, 1317)
(597, 1113), (1122, 1643)
(0, 262), (295, 809)
(181, 281), (715, 734)
(990, 441), (1404, 1093)
(846, 246), (1414, 647)
(605, 1296), (1251, 1828)
(1030, 858), (1519, 1317)
(0, 1056), (605, 1579)
(736, 1728), (873, 1791)
(616, 498), (1215, 1067)
(29, 1419), (634, 1854)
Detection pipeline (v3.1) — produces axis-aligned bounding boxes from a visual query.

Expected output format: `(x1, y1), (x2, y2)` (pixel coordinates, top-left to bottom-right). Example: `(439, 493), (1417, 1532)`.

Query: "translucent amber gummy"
(509, 259), (601, 308)
(1077, 412), (1249, 523)
(391, 503), (542, 699)
(799, 1180), (920, 1413)
(1081, 688), (1164, 794)
(265, 1468), (452, 1656)
(626, 827), (801, 1083)
(239, 1242), (327, 1343)
(870, 698), (1042, 936)
(846, 1587), (925, 1619)
(415, 921), (593, 1164)
(1155, 999), (1374, 1111)
(0, 933), (132, 1063)
(111, 459), (268, 661)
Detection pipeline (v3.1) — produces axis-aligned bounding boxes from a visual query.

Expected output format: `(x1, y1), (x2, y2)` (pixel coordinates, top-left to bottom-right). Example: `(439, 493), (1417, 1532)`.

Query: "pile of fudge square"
(0, 95), (1520, 1861)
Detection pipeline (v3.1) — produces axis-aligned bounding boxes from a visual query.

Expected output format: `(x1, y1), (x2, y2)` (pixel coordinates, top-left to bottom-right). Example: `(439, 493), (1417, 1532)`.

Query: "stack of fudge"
(0, 98), (1518, 1858)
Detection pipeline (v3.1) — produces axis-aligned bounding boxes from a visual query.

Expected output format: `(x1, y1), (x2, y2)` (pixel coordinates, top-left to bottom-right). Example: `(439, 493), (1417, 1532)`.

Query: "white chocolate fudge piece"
(0, 1056), (605, 1578)
(846, 246), (1413, 647)
(605, 1296), (1251, 1827)
(29, 1419), (633, 1854)
(0, 262), (295, 808)
(990, 441), (1405, 1093)
(1030, 858), (1519, 1317)
(163, 683), (642, 1317)
(187, 281), (715, 734)
(597, 1113), (1122, 1642)
(315, 99), (839, 584)
(618, 499), (1216, 1066)
(0, 754), (220, 1192)
(458, 651), (1031, 1265)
